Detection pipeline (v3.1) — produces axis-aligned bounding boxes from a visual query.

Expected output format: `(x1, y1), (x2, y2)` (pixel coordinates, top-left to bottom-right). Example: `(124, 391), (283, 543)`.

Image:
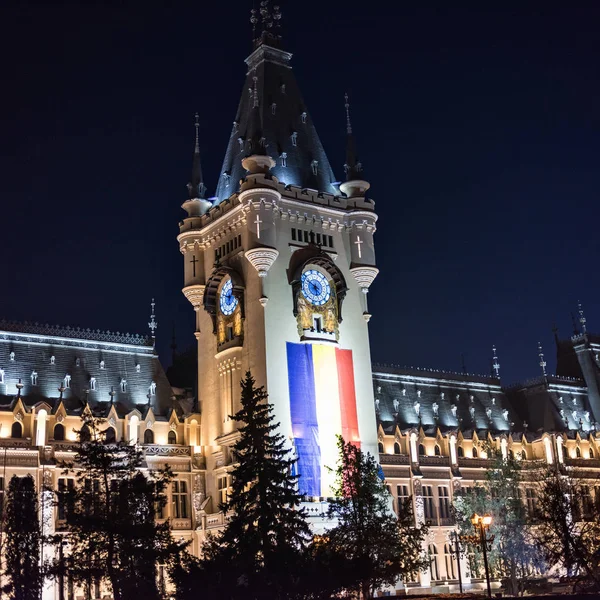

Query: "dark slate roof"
(214, 43), (337, 203)
(372, 365), (520, 435)
(0, 321), (173, 416)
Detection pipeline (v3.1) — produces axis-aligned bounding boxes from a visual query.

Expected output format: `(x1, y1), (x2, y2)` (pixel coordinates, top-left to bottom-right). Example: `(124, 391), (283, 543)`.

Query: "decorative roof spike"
(538, 341), (547, 377)
(492, 345), (501, 379)
(578, 300), (587, 334)
(187, 113), (207, 200)
(342, 92), (363, 181)
(251, 1), (282, 49)
(344, 92), (353, 135)
(148, 298), (158, 346)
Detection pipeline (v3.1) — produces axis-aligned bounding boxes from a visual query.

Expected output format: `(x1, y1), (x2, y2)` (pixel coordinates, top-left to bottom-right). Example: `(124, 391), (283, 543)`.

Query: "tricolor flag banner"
(286, 342), (361, 497)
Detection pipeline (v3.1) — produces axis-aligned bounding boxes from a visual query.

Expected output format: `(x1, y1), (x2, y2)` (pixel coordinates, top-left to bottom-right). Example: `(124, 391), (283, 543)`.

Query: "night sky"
(1, 1), (598, 383)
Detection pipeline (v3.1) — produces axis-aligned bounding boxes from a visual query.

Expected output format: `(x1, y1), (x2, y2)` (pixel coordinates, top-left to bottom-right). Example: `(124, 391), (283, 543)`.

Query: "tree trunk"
(361, 580), (371, 599)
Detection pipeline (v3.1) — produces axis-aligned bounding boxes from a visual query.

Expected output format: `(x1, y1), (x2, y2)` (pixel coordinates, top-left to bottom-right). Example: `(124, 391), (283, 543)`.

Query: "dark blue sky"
(1, 1), (598, 383)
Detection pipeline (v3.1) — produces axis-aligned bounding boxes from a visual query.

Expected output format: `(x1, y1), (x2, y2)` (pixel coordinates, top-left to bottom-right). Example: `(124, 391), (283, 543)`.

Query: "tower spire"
(148, 298), (158, 348)
(578, 300), (587, 334)
(187, 113), (207, 200)
(492, 345), (501, 379)
(343, 93), (362, 181)
(538, 341), (547, 377)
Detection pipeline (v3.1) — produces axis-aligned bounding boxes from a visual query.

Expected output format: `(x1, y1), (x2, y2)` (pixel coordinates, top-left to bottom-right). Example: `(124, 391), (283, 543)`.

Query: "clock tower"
(178, 3), (379, 516)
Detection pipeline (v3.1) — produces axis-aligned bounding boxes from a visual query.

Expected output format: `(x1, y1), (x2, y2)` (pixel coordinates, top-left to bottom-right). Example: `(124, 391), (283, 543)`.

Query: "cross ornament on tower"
(354, 235), (363, 259)
(190, 255), (198, 278)
(149, 298), (158, 344)
(254, 215), (263, 239)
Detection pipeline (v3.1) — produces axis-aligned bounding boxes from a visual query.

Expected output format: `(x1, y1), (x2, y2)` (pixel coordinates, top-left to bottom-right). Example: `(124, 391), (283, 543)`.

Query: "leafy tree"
(47, 415), (185, 600)
(175, 371), (311, 600)
(532, 468), (600, 590)
(324, 437), (428, 599)
(452, 447), (542, 595)
(3, 474), (42, 600)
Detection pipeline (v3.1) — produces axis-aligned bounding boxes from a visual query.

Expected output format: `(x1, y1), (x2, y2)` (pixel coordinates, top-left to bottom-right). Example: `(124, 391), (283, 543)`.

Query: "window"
(57, 478), (75, 521)
(80, 424), (91, 442)
(9, 352), (15, 361)
(64, 374), (71, 389)
(75, 358), (81, 367)
(291, 228), (297, 241)
(521, 448), (527, 460)
(281, 152), (287, 167)
(525, 489), (538, 518)
(36, 409), (47, 446)
(0, 477), (4, 520)
(217, 476), (229, 506)
(50, 356), (55, 365)
(168, 430), (177, 445)
(457, 446), (464, 458)
(576, 446), (582, 458)
(434, 444), (441, 456)
(100, 360), (105, 370)
(291, 131), (297, 146)
(120, 379), (127, 393)
(394, 442), (401, 455)
(591, 447), (595, 459)
(144, 429), (154, 444)
(438, 486), (450, 520)
(429, 545), (440, 581)
(396, 485), (410, 514)
(0, 369), (3, 384)
(472, 446), (478, 458)
(171, 480), (188, 519)
(104, 427), (116, 443)
(444, 544), (456, 579)
(31, 371), (38, 386)
(377, 442), (384, 453)
(11, 422), (22, 438)
(313, 317), (322, 333)
(423, 485), (436, 522)
(311, 160), (318, 175)
(419, 444), (426, 457)
(90, 377), (96, 391)
(53, 423), (65, 441)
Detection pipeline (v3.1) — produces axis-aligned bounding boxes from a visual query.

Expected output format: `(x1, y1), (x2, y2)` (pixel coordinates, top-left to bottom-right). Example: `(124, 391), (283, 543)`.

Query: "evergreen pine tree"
(196, 371), (311, 599)
(325, 437), (428, 599)
(3, 474), (42, 600)
(47, 415), (185, 600)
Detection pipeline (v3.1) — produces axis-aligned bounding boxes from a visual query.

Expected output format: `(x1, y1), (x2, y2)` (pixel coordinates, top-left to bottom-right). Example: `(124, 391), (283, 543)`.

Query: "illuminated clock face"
(301, 269), (331, 306)
(219, 279), (238, 316)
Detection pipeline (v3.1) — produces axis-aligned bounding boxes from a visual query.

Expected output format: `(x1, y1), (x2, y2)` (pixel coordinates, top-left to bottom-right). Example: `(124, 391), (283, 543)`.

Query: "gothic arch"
(204, 267), (245, 321)
(288, 245), (347, 322)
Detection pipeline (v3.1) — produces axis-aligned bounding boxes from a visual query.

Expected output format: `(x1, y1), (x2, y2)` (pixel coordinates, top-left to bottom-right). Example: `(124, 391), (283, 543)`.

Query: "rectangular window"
(438, 486), (450, 520)
(172, 480), (188, 519)
(0, 476), (4, 520)
(397, 484), (410, 514)
(238, 234), (242, 248)
(314, 317), (322, 333)
(525, 488), (537, 518)
(217, 476), (229, 506)
(328, 235), (334, 248)
(58, 478), (75, 521)
(303, 230), (309, 243)
(316, 233), (321, 245)
(423, 485), (436, 523)
(291, 228), (296, 241)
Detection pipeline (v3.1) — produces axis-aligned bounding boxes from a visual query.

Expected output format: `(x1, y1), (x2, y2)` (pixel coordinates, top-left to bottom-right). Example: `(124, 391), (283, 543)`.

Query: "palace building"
(2, 3), (600, 598)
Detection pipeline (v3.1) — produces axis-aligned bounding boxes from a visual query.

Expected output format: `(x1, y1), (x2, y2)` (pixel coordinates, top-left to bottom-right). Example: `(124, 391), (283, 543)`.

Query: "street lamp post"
(448, 530), (463, 594)
(468, 513), (494, 598)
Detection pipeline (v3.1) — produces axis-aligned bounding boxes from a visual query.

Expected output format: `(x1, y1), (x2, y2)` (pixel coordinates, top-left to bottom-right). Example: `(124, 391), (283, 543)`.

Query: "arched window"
(444, 544), (456, 580)
(521, 448), (527, 460)
(576, 446), (582, 458)
(11, 421), (22, 438)
(434, 444), (441, 456)
(53, 423), (65, 441)
(394, 441), (401, 455)
(168, 430), (177, 445)
(590, 447), (595, 459)
(128, 415), (139, 444)
(429, 545), (440, 581)
(457, 446), (464, 458)
(472, 446), (478, 458)
(80, 424), (91, 442)
(509, 449), (515, 459)
(419, 444), (426, 457)
(104, 428), (116, 443)
(378, 442), (384, 453)
(144, 429), (154, 444)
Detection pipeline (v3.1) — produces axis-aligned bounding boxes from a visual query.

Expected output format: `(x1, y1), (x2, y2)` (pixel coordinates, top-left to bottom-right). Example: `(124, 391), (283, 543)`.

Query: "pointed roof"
(215, 21), (337, 203)
(187, 113), (207, 200)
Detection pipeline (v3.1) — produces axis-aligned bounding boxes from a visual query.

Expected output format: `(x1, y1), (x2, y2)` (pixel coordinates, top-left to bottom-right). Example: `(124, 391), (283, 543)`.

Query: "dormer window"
(75, 358), (81, 367)
(50, 355), (55, 365)
(31, 371), (38, 386)
(280, 83), (286, 94)
(120, 379), (127, 393)
(311, 160), (319, 176)
(291, 131), (298, 146)
(0, 369), (4, 384)
(149, 381), (157, 396)
(271, 102), (277, 115)
(90, 377), (96, 391)
(9, 352), (15, 362)
(301, 111), (307, 124)
(281, 152), (287, 168)
(64, 374), (71, 389)
(100, 360), (105, 370)
(136, 364), (141, 373)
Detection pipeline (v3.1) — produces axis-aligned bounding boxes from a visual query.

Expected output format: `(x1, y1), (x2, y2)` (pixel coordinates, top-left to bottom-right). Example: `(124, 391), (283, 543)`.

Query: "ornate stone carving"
(55, 413), (64, 424)
(244, 247), (279, 277)
(349, 266), (379, 289)
(170, 422), (178, 432)
(14, 411), (23, 422)
(182, 284), (206, 310)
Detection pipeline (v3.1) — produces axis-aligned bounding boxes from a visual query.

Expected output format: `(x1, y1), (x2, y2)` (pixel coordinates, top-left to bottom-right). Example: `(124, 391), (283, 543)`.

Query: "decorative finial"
(578, 300), (587, 334)
(187, 113), (207, 200)
(344, 93), (352, 135)
(194, 112), (200, 151)
(538, 341), (547, 376)
(58, 386), (65, 401)
(16, 378), (23, 398)
(492, 345), (501, 379)
(109, 386), (116, 404)
(149, 298), (158, 346)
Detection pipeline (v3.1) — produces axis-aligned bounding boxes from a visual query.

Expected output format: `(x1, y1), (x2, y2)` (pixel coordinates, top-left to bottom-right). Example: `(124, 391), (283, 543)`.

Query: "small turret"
(182, 113), (211, 217)
(339, 93), (370, 198)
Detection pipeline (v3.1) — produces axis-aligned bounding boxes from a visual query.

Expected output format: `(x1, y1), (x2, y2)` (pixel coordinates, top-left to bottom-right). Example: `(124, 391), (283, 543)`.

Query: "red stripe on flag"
(336, 348), (361, 447)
